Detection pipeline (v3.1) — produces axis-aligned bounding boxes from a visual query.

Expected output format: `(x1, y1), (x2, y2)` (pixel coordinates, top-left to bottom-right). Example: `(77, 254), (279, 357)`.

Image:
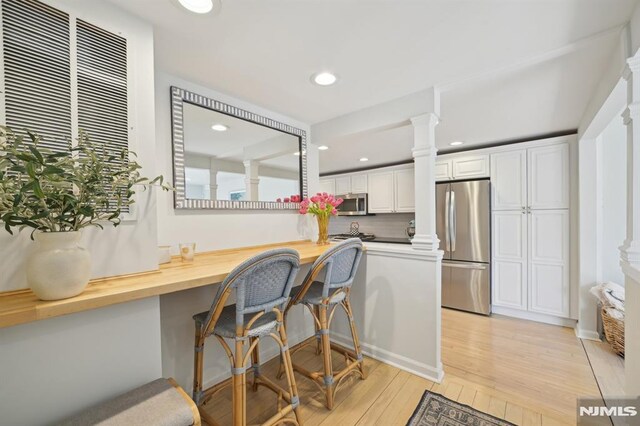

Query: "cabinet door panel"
(453, 155), (489, 179)
(350, 174), (368, 193)
(319, 179), (335, 195)
(492, 211), (527, 310)
(528, 144), (569, 209)
(335, 176), (351, 195)
(436, 160), (452, 181)
(394, 168), (415, 212)
(490, 150), (527, 211)
(367, 171), (395, 213)
(528, 210), (569, 317)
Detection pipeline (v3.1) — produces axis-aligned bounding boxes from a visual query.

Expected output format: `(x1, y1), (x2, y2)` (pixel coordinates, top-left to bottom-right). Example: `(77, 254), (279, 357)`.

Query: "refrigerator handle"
(450, 190), (456, 252)
(444, 190), (450, 251)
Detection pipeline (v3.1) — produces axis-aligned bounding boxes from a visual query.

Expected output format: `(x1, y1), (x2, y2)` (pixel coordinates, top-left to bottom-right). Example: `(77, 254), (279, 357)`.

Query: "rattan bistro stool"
(280, 238), (365, 410)
(192, 249), (303, 426)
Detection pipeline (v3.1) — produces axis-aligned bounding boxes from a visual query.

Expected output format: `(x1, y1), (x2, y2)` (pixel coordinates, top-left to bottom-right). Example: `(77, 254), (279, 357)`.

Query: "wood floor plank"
(504, 403), (524, 424)
(444, 382), (463, 401)
(523, 408), (543, 426)
(372, 375), (434, 426)
(487, 396), (507, 419)
(456, 385), (477, 406)
(354, 371), (412, 426)
(472, 391), (492, 413)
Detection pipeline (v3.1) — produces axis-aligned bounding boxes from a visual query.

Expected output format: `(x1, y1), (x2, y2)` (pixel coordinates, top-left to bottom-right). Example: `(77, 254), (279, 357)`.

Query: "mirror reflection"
(182, 102), (302, 202)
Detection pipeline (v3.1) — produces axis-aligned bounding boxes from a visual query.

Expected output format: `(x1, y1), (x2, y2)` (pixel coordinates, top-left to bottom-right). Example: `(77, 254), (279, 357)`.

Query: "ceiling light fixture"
(211, 123), (228, 132)
(450, 141), (464, 146)
(318, 145), (329, 150)
(178, 0), (214, 14)
(312, 72), (337, 86)
(359, 157), (369, 162)
(293, 152), (300, 156)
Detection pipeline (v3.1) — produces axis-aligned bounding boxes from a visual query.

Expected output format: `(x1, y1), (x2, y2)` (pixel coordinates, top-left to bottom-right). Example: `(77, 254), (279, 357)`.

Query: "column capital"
(410, 112), (440, 128)
(627, 55), (640, 76)
(412, 145), (438, 159)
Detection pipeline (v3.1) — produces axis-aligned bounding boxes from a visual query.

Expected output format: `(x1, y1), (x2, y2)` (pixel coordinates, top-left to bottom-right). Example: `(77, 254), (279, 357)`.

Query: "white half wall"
(331, 243), (444, 382)
(154, 72), (318, 253)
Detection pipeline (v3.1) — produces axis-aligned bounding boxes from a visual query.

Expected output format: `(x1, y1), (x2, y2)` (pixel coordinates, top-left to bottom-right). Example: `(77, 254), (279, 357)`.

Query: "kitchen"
(0, 0), (637, 425)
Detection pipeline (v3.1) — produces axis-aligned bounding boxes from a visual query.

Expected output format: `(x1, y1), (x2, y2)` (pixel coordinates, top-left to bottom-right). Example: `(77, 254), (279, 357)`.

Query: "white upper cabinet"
(528, 209), (570, 317)
(435, 160), (452, 181)
(527, 144), (569, 210)
(490, 150), (527, 211)
(318, 178), (335, 195)
(368, 171), (395, 213)
(350, 174), (368, 193)
(394, 168), (415, 212)
(452, 155), (489, 179)
(335, 176), (351, 195)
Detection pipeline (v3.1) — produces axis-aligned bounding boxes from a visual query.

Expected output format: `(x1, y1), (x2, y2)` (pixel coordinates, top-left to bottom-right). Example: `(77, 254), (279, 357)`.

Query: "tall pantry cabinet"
(491, 143), (570, 318)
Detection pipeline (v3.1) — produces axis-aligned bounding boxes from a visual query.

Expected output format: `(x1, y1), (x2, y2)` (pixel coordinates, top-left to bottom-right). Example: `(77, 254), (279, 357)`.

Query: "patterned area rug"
(407, 390), (515, 426)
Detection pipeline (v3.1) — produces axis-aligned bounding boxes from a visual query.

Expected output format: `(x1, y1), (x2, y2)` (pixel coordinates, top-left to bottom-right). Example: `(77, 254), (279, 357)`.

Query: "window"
(1, 0), (131, 212)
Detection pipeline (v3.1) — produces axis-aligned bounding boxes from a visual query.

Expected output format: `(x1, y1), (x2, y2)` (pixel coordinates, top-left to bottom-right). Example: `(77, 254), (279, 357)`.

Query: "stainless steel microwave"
(336, 193), (368, 216)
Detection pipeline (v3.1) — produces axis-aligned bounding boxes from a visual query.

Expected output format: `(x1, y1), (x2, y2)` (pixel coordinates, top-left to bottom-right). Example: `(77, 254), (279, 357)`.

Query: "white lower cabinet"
(528, 210), (570, 317)
(492, 211), (527, 310)
(492, 209), (570, 318)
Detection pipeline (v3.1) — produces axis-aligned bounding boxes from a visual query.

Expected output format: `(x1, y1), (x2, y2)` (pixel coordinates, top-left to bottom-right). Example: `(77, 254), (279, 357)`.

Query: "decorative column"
(243, 160), (260, 201)
(621, 54), (640, 397)
(411, 113), (441, 251)
(208, 158), (218, 201)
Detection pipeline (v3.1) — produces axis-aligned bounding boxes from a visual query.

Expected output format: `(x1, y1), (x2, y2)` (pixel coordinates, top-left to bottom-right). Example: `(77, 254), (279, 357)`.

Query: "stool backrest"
(294, 239), (363, 304)
(202, 248), (300, 335)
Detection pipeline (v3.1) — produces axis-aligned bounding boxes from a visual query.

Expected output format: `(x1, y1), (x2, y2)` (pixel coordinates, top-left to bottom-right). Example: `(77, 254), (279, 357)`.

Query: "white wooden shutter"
(1, 0), (72, 148)
(76, 18), (129, 154)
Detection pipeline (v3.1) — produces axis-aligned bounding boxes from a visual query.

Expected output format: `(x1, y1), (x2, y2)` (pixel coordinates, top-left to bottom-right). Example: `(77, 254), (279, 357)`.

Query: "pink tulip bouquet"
(299, 193), (343, 245)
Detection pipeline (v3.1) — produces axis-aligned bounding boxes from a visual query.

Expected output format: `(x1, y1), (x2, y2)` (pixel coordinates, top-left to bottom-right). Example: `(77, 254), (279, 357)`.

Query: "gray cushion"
(59, 378), (195, 426)
(193, 304), (278, 338)
(291, 281), (347, 305)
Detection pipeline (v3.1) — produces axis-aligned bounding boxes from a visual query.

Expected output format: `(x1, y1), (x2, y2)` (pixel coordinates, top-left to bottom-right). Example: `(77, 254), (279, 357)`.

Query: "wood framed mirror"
(170, 86), (308, 210)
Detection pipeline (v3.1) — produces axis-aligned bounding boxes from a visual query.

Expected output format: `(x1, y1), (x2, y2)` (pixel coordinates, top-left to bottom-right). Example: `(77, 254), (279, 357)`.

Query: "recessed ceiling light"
(312, 72), (338, 86)
(318, 145), (329, 150)
(293, 152), (300, 156)
(450, 141), (464, 146)
(359, 157), (369, 162)
(178, 0), (214, 14)
(211, 123), (228, 132)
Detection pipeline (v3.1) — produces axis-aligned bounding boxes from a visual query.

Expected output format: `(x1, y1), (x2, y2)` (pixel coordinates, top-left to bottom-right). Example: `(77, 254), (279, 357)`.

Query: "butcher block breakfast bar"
(0, 240), (335, 329)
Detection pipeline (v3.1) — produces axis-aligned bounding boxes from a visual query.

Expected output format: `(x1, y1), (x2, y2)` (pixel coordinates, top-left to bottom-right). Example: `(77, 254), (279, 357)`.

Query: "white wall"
(600, 117), (627, 285)
(0, 0), (159, 292)
(154, 71), (318, 253)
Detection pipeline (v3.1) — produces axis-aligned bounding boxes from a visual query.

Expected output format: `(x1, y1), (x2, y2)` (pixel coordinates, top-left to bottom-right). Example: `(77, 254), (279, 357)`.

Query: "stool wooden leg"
(193, 324), (204, 404)
(318, 305), (334, 410)
(250, 337), (260, 392)
(344, 298), (366, 380)
(232, 338), (247, 426)
(279, 321), (303, 425)
(314, 305), (322, 355)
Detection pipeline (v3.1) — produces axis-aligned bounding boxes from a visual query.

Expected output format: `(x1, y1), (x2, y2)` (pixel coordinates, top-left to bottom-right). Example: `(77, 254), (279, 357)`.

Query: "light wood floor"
(582, 338), (625, 404)
(202, 309), (604, 425)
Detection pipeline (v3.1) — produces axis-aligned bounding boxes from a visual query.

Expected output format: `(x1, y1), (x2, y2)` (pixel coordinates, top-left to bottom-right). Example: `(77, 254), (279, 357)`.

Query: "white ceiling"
(108, 0), (638, 173)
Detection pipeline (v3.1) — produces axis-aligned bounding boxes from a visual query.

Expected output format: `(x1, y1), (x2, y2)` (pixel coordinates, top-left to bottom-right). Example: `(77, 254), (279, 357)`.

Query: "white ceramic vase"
(26, 231), (92, 300)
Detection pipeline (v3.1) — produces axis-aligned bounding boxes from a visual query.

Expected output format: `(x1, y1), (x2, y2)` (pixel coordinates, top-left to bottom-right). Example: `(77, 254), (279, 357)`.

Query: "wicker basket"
(601, 306), (625, 357)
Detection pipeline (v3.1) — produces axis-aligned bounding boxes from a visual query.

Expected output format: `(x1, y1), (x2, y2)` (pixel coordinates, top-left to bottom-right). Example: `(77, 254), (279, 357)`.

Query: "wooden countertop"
(0, 240), (335, 329)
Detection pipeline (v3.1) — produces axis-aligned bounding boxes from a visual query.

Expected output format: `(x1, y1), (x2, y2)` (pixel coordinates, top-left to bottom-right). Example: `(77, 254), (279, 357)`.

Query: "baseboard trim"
(492, 306), (577, 328)
(575, 327), (601, 341)
(331, 331), (444, 383)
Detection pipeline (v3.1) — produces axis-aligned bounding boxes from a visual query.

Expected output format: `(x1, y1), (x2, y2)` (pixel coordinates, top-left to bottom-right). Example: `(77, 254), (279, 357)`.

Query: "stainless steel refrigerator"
(436, 179), (491, 315)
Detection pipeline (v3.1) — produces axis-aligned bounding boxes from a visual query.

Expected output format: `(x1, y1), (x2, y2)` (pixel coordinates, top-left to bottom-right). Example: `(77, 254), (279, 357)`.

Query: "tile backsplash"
(329, 213), (415, 238)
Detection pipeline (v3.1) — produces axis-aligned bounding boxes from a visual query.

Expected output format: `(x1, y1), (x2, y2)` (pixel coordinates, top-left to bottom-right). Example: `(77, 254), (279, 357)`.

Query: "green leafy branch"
(0, 127), (173, 236)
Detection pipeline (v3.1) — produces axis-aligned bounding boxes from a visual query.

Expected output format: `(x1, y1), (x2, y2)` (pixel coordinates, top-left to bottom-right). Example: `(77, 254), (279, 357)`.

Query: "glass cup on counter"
(179, 243), (196, 262)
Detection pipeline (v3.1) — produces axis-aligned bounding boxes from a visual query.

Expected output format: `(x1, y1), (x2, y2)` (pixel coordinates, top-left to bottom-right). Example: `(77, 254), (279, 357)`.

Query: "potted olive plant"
(0, 127), (172, 300)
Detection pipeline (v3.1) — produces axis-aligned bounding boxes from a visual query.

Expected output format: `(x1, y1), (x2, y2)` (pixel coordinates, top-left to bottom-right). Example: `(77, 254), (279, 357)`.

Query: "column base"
(411, 234), (440, 251)
(620, 240), (640, 264)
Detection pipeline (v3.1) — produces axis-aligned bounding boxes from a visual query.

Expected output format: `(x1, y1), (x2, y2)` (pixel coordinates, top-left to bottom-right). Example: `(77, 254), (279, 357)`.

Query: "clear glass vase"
(316, 214), (330, 245)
